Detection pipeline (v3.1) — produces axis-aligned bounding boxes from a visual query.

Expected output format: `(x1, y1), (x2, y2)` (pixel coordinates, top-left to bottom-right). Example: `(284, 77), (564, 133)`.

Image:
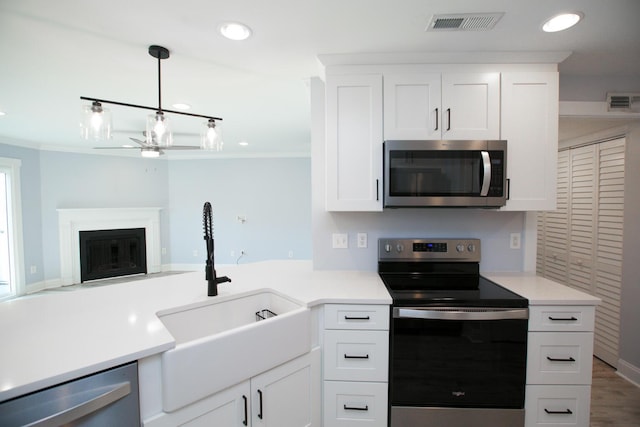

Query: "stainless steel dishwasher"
(0, 361), (140, 426)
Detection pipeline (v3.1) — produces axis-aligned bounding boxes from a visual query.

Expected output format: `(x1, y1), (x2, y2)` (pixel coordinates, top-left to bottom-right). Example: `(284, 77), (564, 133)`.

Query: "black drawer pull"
(547, 356), (576, 362)
(242, 395), (248, 426)
(344, 315), (370, 320)
(548, 316), (578, 321)
(344, 404), (369, 411)
(545, 408), (573, 415)
(344, 354), (370, 359)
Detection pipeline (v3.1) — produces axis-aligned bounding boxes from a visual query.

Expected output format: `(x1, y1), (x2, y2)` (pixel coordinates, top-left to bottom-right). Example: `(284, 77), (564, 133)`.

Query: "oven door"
(390, 307), (528, 418)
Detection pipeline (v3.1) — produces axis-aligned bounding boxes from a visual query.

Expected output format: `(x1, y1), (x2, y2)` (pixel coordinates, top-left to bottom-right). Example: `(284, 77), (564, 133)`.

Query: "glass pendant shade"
(146, 111), (173, 147)
(201, 119), (223, 151)
(80, 101), (112, 140)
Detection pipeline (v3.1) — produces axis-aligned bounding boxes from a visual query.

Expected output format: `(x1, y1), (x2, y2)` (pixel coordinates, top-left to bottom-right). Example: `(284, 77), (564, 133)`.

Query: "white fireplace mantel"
(58, 208), (162, 285)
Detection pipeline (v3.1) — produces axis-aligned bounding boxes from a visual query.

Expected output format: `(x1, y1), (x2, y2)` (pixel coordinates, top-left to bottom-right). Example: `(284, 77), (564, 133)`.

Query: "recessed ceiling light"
(0, 111), (6, 116)
(171, 103), (191, 110)
(542, 12), (583, 32)
(219, 22), (252, 41)
(239, 141), (249, 146)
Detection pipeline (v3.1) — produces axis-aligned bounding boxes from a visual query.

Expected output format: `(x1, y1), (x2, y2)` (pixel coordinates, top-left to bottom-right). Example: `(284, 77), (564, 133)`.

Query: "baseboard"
(25, 278), (63, 294)
(617, 358), (640, 388)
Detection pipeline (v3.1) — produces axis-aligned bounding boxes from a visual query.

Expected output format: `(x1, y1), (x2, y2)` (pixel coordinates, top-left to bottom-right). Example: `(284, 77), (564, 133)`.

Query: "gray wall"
(166, 157), (311, 266)
(0, 143), (312, 287)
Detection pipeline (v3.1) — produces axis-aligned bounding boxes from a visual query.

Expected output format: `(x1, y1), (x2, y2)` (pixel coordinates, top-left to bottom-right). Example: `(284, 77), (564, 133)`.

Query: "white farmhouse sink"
(157, 289), (311, 412)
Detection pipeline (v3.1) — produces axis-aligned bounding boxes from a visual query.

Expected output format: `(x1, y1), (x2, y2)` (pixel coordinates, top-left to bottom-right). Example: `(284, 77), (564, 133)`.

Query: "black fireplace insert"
(79, 228), (147, 282)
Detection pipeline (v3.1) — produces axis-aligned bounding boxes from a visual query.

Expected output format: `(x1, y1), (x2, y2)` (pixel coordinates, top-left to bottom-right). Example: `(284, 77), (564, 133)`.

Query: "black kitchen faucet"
(203, 202), (231, 296)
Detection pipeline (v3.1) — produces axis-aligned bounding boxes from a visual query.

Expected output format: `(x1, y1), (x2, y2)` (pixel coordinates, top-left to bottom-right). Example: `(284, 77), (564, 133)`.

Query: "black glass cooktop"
(379, 269), (528, 308)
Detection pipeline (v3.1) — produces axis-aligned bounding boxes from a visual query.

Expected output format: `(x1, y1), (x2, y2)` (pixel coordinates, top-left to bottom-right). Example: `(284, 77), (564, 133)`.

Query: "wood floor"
(591, 357), (640, 426)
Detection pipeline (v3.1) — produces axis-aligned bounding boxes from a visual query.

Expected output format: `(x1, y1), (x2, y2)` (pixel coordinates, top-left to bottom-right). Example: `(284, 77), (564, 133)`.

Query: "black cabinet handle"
(376, 179), (379, 201)
(447, 108), (451, 131)
(344, 354), (369, 359)
(549, 316), (578, 321)
(435, 108), (439, 131)
(545, 408), (573, 415)
(344, 404), (369, 411)
(242, 395), (248, 426)
(257, 389), (263, 419)
(547, 356), (576, 362)
(344, 315), (370, 320)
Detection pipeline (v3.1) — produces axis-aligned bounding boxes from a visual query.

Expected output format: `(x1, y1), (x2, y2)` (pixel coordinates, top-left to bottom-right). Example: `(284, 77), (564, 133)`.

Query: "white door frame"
(0, 157), (25, 299)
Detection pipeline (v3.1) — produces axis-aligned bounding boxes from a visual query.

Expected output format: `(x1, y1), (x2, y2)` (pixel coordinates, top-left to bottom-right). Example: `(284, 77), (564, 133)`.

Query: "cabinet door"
(383, 73), (441, 140)
(326, 74), (383, 211)
(501, 72), (559, 210)
(251, 352), (318, 427)
(441, 72), (500, 140)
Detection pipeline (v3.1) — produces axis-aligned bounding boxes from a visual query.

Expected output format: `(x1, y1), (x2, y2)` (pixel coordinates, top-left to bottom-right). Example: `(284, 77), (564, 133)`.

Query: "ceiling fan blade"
(162, 146), (201, 150)
(129, 137), (149, 147)
(93, 146), (140, 149)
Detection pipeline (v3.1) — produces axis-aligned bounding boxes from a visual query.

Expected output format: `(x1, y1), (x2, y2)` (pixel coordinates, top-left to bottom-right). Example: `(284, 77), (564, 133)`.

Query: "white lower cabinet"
(525, 385), (591, 427)
(324, 381), (388, 427)
(323, 304), (389, 427)
(145, 351), (320, 427)
(525, 305), (596, 427)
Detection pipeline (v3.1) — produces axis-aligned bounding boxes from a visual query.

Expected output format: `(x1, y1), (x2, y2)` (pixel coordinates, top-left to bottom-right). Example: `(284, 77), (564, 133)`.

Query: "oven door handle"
(394, 307), (529, 320)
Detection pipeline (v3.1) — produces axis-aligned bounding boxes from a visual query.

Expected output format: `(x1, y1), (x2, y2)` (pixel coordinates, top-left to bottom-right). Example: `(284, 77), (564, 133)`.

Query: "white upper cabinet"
(384, 72), (501, 140)
(383, 73), (441, 140)
(500, 72), (559, 211)
(326, 74), (383, 211)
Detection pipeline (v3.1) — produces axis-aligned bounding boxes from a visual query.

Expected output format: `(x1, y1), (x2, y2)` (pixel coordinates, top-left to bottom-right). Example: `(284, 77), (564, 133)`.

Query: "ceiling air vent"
(607, 93), (640, 113)
(426, 13), (504, 31)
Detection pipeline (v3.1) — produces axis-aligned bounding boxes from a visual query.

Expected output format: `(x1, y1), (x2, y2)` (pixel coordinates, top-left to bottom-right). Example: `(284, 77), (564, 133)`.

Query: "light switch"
(332, 233), (348, 249)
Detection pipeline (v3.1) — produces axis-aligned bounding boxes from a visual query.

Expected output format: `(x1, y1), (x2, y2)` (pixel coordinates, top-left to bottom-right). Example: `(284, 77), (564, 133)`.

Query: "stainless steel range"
(378, 238), (529, 427)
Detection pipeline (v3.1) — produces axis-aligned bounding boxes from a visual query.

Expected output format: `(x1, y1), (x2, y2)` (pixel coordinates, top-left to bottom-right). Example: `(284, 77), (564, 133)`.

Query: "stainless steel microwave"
(384, 140), (507, 208)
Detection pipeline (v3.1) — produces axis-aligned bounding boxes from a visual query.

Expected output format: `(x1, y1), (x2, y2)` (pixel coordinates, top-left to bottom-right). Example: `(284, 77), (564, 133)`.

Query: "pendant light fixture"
(201, 118), (223, 151)
(80, 45), (222, 149)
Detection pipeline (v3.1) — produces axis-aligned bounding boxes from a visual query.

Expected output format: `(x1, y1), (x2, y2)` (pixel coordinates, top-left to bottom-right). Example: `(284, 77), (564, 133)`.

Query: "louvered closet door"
(568, 145), (597, 294)
(593, 138), (625, 367)
(541, 150), (570, 282)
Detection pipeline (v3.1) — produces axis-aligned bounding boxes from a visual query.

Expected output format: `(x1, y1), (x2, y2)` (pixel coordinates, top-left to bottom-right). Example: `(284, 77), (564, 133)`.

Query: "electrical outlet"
(332, 233), (348, 249)
(288, 250), (294, 258)
(29, 265), (37, 274)
(193, 249), (198, 257)
(357, 233), (368, 248)
(161, 247), (167, 255)
(510, 233), (521, 249)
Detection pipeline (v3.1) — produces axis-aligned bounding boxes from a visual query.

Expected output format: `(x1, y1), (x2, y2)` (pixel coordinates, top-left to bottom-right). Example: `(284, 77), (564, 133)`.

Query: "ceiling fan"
(94, 131), (200, 157)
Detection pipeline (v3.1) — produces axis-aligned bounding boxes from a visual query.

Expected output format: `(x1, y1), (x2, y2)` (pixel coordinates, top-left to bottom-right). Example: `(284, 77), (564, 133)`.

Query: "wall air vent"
(426, 13), (504, 31)
(607, 93), (640, 113)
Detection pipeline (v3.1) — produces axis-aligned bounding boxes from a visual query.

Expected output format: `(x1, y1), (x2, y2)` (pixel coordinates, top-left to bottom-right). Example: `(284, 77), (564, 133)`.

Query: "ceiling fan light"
(146, 111), (173, 147)
(141, 147), (161, 158)
(201, 119), (223, 151)
(80, 101), (112, 140)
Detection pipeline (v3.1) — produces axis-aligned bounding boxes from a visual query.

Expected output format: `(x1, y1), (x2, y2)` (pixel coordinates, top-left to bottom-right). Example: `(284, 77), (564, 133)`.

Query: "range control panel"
(378, 238), (481, 262)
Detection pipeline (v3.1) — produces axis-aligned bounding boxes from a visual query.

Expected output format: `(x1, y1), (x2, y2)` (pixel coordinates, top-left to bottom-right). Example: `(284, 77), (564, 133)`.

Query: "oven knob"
(456, 244), (465, 252)
(467, 243), (476, 252)
(385, 243), (392, 252)
(396, 244), (404, 253)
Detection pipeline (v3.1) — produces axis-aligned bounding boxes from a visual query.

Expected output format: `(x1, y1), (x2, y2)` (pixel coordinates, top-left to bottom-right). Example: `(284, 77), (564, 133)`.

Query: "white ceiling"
(1, 0), (639, 158)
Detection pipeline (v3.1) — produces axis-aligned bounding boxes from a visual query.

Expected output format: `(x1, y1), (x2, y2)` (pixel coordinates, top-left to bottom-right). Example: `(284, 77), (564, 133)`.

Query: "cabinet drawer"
(324, 381), (388, 427)
(525, 385), (591, 427)
(528, 306), (595, 332)
(527, 332), (594, 385)
(324, 330), (388, 382)
(324, 304), (389, 330)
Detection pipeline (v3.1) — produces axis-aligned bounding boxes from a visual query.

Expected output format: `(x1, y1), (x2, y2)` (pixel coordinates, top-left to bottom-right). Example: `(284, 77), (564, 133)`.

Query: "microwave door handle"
(480, 151), (491, 196)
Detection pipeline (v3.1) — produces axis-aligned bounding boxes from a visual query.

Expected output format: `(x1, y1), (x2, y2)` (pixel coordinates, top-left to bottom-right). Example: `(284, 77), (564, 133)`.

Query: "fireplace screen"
(79, 228), (147, 282)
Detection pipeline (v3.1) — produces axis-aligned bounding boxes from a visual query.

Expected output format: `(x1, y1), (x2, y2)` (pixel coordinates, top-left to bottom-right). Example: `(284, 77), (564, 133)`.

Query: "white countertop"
(0, 260), (390, 402)
(483, 272), (601, 306)
(0, 261), (598, 402)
